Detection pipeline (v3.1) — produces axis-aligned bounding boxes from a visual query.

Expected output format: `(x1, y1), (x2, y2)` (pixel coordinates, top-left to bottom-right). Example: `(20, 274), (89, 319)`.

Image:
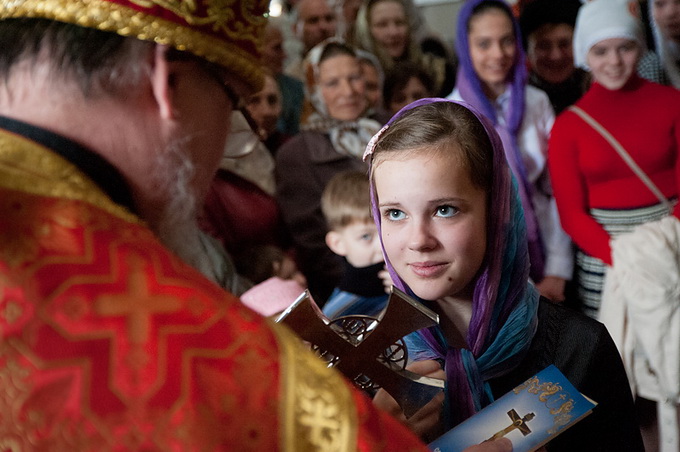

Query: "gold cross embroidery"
(96, 254), (181, 344)
(299, 392), (343, 449)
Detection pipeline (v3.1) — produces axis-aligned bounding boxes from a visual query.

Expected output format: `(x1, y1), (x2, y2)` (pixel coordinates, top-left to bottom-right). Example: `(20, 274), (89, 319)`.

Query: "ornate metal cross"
(276, 286), (444, 417)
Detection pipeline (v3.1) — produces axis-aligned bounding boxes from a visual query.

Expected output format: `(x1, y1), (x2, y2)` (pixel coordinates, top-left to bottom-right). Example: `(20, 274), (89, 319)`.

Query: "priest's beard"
(149, 137), (217, 283)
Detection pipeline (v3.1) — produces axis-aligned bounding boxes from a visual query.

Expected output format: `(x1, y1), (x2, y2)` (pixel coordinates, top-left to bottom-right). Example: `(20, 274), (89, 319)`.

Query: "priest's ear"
(325, 231), (348, 257)
(149, 44), (177, 120)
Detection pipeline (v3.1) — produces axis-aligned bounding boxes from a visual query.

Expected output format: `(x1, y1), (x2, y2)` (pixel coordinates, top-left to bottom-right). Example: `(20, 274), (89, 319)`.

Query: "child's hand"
(378, 267), (393, 293)
(372, 359), (445, 440)
(535, 275), (566, 302)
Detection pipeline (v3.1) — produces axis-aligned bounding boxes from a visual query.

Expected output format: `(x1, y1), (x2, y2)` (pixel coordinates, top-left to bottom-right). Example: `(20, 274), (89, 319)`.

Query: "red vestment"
(0, 128), (427, 451)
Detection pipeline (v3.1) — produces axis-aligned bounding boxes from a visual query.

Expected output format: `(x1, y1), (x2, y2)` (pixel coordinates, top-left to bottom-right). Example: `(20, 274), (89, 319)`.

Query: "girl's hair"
(371, 101), (493, 194)
(468, 0), (515, 33)
(382, 61), (434, 110)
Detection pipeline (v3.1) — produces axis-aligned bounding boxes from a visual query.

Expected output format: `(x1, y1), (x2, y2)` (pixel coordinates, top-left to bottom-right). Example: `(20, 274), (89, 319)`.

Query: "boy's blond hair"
(321, 170), (373, 231)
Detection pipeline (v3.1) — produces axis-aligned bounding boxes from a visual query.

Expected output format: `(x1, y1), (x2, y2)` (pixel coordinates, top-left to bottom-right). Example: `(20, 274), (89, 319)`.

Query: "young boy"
(320, 170), (389, 319)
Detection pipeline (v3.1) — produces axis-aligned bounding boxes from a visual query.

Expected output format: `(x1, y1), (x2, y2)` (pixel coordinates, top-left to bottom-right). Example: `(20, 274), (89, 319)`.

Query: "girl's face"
(468, 8), (516, 99)
(318, 54), (367, 121)
(586, 38), (641, 90)
(388, 76), (429, 115)
(369, 0), (409, 59)
(374, 149), (487, 302)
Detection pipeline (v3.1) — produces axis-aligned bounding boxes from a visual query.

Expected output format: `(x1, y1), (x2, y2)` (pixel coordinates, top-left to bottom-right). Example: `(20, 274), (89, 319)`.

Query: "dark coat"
(275, 131), (366, 304)
(490, 300), (644, 451)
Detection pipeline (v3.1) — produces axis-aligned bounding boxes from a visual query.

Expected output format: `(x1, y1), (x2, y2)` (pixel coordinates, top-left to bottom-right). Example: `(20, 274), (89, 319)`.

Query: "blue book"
(429, 365), (597, 452)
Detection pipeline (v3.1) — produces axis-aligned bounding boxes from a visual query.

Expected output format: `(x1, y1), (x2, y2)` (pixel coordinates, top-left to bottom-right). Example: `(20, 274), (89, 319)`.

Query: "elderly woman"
(353, 0), (455, 97)
(447, 0), (573, 303)
(275, 39), (381, 303)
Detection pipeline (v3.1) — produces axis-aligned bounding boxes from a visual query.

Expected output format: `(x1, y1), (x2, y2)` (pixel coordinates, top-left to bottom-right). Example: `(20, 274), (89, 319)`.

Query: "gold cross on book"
(487, 409), (535, 441)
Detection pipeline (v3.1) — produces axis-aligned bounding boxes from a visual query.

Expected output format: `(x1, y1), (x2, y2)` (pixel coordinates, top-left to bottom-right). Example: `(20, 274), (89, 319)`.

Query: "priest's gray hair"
(0, 18), (153, 97)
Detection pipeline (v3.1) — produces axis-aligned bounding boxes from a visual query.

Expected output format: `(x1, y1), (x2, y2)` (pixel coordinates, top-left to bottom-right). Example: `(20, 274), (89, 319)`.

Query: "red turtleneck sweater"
(549, 76), (680, 264)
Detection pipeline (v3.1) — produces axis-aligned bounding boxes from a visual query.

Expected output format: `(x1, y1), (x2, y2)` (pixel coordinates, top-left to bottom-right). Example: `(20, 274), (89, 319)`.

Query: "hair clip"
(363, 124), (389, 161)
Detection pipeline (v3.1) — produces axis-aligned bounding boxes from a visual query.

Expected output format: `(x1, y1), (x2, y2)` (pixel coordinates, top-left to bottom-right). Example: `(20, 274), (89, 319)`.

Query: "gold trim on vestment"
(0, 128), (140, 224)
(272, 321), (358, 452)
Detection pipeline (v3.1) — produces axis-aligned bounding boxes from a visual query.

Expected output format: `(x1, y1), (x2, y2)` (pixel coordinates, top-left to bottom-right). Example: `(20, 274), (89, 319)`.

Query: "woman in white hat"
(549, 0), (680, 318)
(549, 3), (680, 448)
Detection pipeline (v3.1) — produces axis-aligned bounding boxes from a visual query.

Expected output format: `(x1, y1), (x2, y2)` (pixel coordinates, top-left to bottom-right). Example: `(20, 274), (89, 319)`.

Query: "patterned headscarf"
(455, 0), (545, 282)
(364, 98), (539, 428)
(302, 38), (381, 159)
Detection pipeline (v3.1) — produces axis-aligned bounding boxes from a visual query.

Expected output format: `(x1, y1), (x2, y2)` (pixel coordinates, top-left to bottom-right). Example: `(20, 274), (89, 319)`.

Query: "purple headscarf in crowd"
(364, 98), (539, 427)
(455, 0), (545, 281)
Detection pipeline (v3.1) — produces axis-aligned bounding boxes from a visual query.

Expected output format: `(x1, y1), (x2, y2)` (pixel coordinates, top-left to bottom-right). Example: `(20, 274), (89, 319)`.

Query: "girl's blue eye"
(435, 205), (457, 218)
(385, 209), (406, 221)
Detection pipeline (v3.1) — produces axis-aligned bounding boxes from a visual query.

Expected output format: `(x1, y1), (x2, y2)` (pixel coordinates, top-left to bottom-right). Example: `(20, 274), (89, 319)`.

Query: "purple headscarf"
(455, 0), (545, 282)
(365, 98), (539, 427)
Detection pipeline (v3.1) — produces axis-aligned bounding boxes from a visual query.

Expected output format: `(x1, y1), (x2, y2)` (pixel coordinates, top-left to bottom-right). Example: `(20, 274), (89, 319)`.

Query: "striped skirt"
(576, 201), (673, 319)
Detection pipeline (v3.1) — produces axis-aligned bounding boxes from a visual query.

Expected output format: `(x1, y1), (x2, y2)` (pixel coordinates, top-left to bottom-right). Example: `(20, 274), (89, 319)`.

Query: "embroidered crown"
(0, 0), (269, 91)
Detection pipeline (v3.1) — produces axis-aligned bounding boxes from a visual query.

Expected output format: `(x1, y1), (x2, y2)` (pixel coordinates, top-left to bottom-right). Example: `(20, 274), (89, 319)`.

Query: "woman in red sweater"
(549, 0), (680, 319)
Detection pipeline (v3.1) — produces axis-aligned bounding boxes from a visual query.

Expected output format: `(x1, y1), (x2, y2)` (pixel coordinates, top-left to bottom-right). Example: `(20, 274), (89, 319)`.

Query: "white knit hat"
(573, 0), (645, 70)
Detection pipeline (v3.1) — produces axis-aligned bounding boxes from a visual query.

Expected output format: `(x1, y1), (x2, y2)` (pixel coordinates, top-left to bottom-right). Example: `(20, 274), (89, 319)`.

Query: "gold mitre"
(0, 0), (269, 91)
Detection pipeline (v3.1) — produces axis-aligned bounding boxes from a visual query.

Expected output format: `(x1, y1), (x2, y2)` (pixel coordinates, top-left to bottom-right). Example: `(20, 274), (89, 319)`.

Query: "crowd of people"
(2, 0), (680, 450)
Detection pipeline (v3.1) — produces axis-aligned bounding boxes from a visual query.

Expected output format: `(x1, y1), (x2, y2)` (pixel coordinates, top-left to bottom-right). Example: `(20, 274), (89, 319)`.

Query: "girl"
(448, 0), (572, 302)
(364, 99), (643, 450)
(353, 0), (455, 97)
